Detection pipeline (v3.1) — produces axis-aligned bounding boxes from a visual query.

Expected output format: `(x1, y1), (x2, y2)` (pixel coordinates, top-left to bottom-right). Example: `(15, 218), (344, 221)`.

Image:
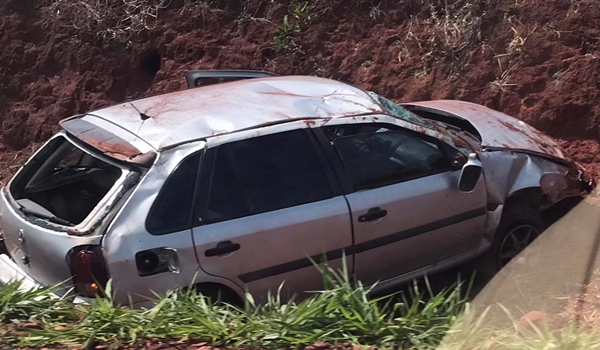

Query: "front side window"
(325, 125), (450, 190)
(198, 130), (331, 224)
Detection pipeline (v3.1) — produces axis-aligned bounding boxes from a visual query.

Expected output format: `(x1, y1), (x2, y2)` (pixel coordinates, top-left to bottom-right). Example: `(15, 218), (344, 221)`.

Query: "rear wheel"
(478, 204), (545, 279)
(194, 283), (244, 308)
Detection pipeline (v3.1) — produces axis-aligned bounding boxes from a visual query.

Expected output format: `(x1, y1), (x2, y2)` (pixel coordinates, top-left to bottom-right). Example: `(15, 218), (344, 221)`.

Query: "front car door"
(191, 127), (352, 302)
(313, 120), (488, 288)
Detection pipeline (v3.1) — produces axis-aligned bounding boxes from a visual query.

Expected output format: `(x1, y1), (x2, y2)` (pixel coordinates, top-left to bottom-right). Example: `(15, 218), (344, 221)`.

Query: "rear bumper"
(0, 253), (89, 304)
(0, 253), (155, 308)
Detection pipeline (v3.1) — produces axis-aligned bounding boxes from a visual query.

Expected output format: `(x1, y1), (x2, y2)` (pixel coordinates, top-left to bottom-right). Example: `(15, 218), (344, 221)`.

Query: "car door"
(314, 122), (487, 287)
(191, 129), (352, 302)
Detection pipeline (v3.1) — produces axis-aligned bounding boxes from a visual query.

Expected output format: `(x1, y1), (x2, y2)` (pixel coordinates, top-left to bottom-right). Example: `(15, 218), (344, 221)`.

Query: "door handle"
(358, 207), (387, 223)
(204, 241), (240, 257)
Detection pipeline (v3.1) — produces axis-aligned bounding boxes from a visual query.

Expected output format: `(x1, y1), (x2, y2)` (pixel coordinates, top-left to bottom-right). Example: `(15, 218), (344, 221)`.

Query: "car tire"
(478, 204), (546, 280)
(194, 284), (244, 308)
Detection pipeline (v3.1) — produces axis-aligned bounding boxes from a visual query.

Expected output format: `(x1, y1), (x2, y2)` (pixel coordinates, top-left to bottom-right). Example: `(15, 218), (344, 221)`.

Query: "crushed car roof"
(76, 76), (384, 151)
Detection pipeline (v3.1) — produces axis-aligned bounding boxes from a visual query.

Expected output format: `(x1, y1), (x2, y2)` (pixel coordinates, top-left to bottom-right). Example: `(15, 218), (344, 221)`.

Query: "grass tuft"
(273, 0), (312, 53)
(0, 262), (470, 349)
(0, 281), (74, 324)
(395, 0), (488, 77)
(2, 265), (600, 349)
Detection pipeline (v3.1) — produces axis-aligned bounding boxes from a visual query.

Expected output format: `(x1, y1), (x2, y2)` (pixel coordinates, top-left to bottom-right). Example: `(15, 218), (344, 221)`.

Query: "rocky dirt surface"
(1, 0), (600, 184)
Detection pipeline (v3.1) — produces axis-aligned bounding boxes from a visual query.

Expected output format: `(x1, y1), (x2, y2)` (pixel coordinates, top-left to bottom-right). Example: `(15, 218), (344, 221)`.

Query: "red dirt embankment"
(1, 0), (599, 182)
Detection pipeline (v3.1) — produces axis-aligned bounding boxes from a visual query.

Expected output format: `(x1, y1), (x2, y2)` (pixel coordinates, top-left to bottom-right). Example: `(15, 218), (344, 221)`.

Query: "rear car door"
(314, 122), (487, 287)
(191, 129), (352, 301)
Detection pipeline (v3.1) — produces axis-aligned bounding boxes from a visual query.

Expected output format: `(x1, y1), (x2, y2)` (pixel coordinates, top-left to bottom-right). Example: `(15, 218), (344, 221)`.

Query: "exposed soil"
(555, 271), (600, 331)
(1, 0), (600, 184)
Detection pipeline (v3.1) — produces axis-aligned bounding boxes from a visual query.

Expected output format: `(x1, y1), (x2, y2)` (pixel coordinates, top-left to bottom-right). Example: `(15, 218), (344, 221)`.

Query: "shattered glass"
(367, 91), (433, 128)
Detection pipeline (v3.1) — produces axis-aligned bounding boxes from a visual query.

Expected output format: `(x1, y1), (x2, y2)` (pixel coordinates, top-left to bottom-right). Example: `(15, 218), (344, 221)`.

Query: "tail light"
(66, 245), (109, 297)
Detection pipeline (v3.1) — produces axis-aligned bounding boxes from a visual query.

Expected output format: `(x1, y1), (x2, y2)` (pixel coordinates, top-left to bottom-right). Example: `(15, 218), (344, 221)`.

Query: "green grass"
(274, 15), (301, 53)
(0, 263), (470, 349)
(273, 0), (312, 53)
(0, 263), (598, 349)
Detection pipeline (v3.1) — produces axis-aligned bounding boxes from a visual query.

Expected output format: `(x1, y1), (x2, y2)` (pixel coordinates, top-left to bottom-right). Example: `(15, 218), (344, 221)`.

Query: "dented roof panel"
(404, 100), (569, 162)
(85, 76), (384, 150)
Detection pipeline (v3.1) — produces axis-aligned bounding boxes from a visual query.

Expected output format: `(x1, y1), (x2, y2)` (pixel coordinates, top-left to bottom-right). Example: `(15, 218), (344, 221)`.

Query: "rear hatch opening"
(0, 131), (143, 294)
(8, 134), (124, 227)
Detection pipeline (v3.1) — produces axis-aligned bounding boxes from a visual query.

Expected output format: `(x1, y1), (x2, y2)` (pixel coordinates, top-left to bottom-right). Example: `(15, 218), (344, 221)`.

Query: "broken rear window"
(9, 135), (124, 226)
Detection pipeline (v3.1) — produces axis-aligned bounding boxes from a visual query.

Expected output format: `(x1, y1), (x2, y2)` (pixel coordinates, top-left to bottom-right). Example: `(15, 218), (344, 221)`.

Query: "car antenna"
(129, 102), (151, 121)
(129, 102), (151, 142)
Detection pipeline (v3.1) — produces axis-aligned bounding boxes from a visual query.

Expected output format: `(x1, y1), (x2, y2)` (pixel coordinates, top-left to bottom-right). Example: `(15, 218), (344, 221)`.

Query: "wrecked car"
(0, 71), (589, 307)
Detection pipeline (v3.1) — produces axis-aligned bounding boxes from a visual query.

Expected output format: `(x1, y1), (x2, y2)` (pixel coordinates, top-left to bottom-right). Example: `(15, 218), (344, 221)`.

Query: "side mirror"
(458, 153), (482, 193)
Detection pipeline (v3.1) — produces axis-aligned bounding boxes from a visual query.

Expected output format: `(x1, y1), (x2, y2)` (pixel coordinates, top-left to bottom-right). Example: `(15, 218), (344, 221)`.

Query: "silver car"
(0, 71), (588, 307)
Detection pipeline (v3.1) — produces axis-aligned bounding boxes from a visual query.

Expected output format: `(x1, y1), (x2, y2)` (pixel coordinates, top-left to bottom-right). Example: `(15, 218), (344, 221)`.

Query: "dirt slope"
(1, 0), (599, 182)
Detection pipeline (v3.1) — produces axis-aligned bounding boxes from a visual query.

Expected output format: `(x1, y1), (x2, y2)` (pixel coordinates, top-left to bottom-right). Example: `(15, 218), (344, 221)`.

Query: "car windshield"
(366, 91), (434, 128)
(367, 91), (482, 147)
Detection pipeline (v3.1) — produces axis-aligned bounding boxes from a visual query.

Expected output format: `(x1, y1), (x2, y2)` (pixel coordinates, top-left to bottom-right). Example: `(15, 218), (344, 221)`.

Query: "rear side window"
(197, 130), (331, 224)
(147, 153), (200, 235)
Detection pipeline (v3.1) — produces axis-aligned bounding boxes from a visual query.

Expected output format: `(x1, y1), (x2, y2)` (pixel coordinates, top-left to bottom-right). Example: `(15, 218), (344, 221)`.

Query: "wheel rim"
(497, 224), (539, 268)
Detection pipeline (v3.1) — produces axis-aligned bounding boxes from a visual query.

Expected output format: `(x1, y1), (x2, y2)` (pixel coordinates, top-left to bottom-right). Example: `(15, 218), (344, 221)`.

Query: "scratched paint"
(60, 118), (156, 166)
(83, 76), (385, 150)
(404, 100), (568, 162)
(58, 76), (586, 192)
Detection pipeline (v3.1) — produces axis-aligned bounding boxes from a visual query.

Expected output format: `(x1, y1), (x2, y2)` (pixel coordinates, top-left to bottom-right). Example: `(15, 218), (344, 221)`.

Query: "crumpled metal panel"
(405, 100), (569, 162)
(478, 151), (579, 205)
(87, 76), (384, 151)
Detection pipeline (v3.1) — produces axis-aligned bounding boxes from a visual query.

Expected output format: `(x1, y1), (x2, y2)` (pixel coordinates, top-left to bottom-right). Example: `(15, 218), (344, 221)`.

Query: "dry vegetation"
(557, 270), (600, 331)
(47, 0), (490, 68)
(50, 0), (171, 44)
(398, 0), (488, 76)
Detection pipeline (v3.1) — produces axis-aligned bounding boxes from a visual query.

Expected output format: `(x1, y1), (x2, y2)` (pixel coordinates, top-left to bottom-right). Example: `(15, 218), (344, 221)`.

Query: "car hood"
(403, 100), (571, 162)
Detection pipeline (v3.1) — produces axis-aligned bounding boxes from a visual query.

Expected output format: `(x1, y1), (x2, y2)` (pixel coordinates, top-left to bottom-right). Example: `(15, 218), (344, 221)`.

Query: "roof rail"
(185, 70), (278, 89)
